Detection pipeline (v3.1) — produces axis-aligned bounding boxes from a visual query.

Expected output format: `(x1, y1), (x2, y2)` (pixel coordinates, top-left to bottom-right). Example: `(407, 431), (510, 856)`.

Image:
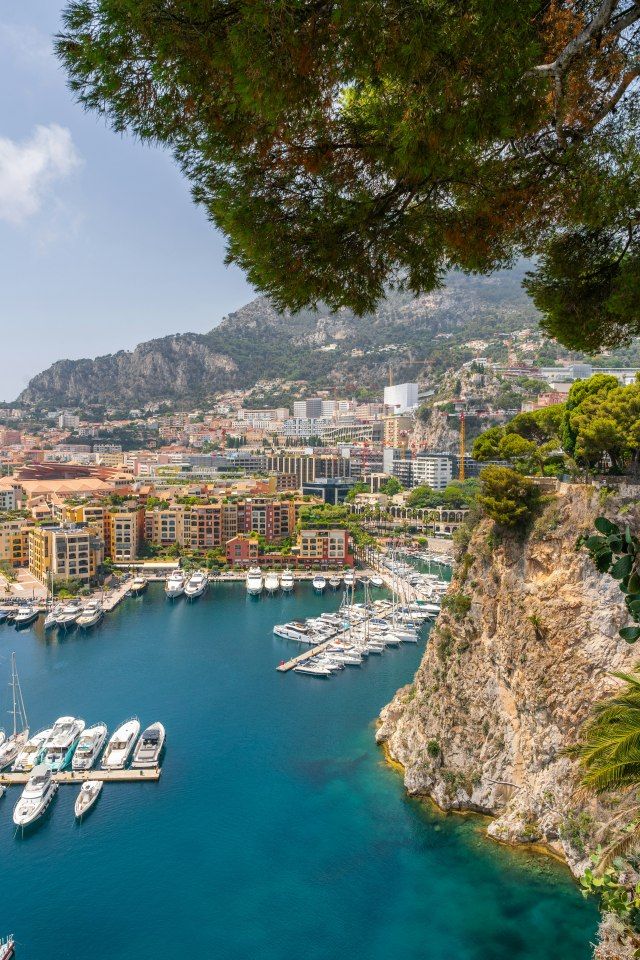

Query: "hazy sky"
(0, 1), (254, 401)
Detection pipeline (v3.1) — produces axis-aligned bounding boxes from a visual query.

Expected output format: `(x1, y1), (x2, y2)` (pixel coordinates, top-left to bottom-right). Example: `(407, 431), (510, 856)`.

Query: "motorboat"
(72, 723), (108, 771)
(246, 567), (263, 595)
(0, 609), (8, 624)
(13, 764), (58, 828)
(294, 660), (331, 677)
(273, 622), (317, 643)
(131, 722), (165, 768)
(0, 935), (14, 960)
(74, 780), (103, 819)
(184, 570), (207, 600)
(42, 716), (85, 771)
(312, 575), (327, 593)
(56, 601), (82, 629)
(264, 572), (280, 594)
(343, 571), (355, 589)
(329, 575), (342, 590)
(44, 603), (63, 629)
(370, 575), (385, 588)
(280, 569), (294, 592)
(101, 717), (140, 769)
(129, 575), (148, 596)
(14, 605), (39, 627)
(77, 600), (104, 629)
(0, 654), (29, 769)
(13, 727), (51, 772)
(165, 570), (186, 599)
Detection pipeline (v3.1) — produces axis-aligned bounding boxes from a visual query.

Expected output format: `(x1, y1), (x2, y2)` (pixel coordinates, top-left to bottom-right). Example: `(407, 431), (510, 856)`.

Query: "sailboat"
(0, 653), (29, 770)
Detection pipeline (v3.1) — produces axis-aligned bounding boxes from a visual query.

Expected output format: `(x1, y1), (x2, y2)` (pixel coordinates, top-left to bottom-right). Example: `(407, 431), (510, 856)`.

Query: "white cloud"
(0, 124), (82, 225)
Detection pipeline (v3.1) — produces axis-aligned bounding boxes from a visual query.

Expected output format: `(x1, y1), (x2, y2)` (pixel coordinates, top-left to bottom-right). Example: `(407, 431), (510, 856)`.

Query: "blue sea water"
(0, 584), (597, 960)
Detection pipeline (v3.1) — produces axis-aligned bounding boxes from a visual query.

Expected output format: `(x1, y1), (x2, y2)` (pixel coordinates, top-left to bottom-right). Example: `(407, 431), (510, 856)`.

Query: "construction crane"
(458, 413), (465, 482)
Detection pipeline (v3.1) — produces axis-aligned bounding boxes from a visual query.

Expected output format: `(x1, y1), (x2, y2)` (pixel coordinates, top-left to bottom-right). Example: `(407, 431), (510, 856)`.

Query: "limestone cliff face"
(377, 484), (639, 876)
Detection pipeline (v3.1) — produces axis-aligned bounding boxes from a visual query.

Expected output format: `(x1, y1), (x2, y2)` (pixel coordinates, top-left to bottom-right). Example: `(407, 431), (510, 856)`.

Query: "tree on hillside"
(58, 1), (640, 351)
(477, 466), (540, 529)
(562, 376), (640, 470)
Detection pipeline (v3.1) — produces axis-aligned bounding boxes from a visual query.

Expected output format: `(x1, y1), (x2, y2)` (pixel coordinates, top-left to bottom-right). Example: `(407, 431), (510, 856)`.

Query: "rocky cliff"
(378, 483), (639, 865)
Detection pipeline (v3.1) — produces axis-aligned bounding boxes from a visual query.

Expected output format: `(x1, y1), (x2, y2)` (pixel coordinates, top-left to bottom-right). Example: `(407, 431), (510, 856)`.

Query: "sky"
(0, 1), (254, 402)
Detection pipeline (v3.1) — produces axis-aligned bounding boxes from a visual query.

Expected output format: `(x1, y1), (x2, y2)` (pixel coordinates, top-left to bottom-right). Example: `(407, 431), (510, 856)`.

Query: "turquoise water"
(0, 584), (597, 959)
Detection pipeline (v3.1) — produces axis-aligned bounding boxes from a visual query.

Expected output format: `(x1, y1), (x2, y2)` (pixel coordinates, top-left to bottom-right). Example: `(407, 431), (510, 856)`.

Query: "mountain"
(18, 268), (542, 408)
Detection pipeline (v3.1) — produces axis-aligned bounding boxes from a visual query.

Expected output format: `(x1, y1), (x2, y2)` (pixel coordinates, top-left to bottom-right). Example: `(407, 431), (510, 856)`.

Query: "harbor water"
(0, 583), (597, 959)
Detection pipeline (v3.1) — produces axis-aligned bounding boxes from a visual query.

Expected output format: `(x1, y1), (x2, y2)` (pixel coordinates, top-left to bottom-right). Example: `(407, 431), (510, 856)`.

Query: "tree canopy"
(477, 466), (540, 529)
(58, 1), (640, 351)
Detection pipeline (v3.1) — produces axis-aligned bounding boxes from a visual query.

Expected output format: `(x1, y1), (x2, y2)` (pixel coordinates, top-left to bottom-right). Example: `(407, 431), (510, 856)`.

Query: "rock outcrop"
(377, 484), (639, 877)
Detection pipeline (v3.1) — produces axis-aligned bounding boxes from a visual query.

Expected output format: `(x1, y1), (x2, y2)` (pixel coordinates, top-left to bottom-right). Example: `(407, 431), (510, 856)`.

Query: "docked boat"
(329, 575), (342, 590)
(0, 609), (8, 624)
(294, 660), (331, 677)
(13, 727), (51, 772)
(370, 575), (384, 588)
(56, 601), (82, 629)
(72, 723), (108, 771)
(129, 575), (148, 596)
(0, 935), (14, 960)
(77, 600), (104, 629)
(246, 566), (263, 595)
(101, 717), (140, 769)
(184, 570), (208, 599)
(312, 574), (327, 593)
(131, 721), (165, 768)
(42, 716), (85, 771)
(273, 621), (317, 643)
(165, 570), (186, 599)
(13, 764), (58, 828)
(44, 603), (63, 629)
(74, 780), (103, 819)
(0, 654), (29, 770)
(343, 571), (355, 589)
(280, 569), (294, 592)
(14, 604), (39, 627)
(264, 572), (279, 594)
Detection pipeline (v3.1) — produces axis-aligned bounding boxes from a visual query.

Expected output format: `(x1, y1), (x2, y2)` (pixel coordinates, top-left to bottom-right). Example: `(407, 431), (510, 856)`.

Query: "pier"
(0, 768), (161, 785)
(276, 639), (336, 672)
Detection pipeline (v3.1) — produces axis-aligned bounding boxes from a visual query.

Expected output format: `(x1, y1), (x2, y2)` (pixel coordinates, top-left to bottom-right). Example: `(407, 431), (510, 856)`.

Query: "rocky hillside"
(377, 484), (640, 957)
(18, 268), (539, 407)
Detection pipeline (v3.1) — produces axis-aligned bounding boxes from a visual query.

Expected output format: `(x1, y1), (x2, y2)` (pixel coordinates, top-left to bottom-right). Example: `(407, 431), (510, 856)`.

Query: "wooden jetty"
(0, 768), (161, 785)
(276, 639), (335, 673)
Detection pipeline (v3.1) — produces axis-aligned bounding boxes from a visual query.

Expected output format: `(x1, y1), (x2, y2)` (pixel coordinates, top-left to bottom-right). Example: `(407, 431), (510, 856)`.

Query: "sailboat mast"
(10, 653), (27, 734)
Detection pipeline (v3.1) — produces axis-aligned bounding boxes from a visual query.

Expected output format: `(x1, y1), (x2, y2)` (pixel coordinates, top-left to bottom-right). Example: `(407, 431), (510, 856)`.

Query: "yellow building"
(383, 415), (414, 448)
(144, 505), (185, 546)
(104, 506), (145, 562)
(0, 519), (32, 569)
(28, 525), (104, 585)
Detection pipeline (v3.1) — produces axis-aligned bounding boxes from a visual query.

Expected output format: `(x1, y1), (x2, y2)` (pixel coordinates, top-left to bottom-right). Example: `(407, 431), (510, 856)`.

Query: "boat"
(44, 603), (63, 629)
(165, 570), (186, 599)
(0, 609), (8, 624)
(131, 721), (165, 768)
(370, 575), (384, 588)
(0, 654), (29, 769)
(72, 723), (108, 770)
(184, 570), (208, 599)
(13, 764), (58, 828)
(129, 575), (148, 596)
(343, 571), (355, 589)
(14, 605), (39, 627)
(329, 575), (342, 590)
(56, 600), (82, 629)
(101, 717), (140, 769)
(246, 566), (263, 595)
(264, 572), (280, 594)
(74, 780), (103, 819)
(294, 661), (331, 677)
(77, 600), (104, 629)
(42, 716), (85, 771)
(0, 935), (14, 960)
(312, 574), (327, 593)
(12, 727), (51, 772)
(280, 569), (294, 592)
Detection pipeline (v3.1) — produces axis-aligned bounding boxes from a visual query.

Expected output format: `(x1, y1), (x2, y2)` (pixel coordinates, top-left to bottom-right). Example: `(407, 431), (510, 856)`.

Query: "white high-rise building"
(383, 382), (418, 413)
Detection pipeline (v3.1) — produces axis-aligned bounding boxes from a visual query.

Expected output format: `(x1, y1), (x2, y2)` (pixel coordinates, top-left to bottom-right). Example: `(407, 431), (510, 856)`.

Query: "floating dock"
(276, 639), (336, 672)
(0, 768), (161, 785)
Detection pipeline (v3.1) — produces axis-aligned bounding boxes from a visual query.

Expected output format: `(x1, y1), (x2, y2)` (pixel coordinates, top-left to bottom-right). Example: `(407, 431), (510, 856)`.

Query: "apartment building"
(104, 505), (145, 562)
(383, 415), (414, 448)
(28, 525), (104, 584)
(0, 519), (31, 569)
(412, 453), (455, 490)
(265, 453), (351, 486)
(298, 529), (354, 567)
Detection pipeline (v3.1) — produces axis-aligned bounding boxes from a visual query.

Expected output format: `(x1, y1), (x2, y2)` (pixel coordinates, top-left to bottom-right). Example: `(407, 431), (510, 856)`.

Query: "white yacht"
(370, 575), (385, 588)
(0, 934), (14, 960)
(0, 654), (29, 770)
(165, 570), (186, 599)
(44, 603), (63, 629)
(129, 575), (148, 596)
(312, 574), (327, 593)
(56, 601), (82, 629)
(184, 570), (207, 599)
(42, 716), (86, 771)
(74, 780), (103, 819)
(101, 717), (140, 769)
(329, 575), (342, 590)
(343, 571), (355, 589)
(273, 622), (316, 643)
(72, 723), (108, 771)
(264, 572), (280, 594)
(246, 566), (263, 595)
(280, 569), (294, 592)
(13, 728), (51, 773)
(77, 600), (104, 629)
(13, 764), (58, 828)
(294, 660), (331, 677)
(131, 722), (165, 768)
(14, 605), (39, 627)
